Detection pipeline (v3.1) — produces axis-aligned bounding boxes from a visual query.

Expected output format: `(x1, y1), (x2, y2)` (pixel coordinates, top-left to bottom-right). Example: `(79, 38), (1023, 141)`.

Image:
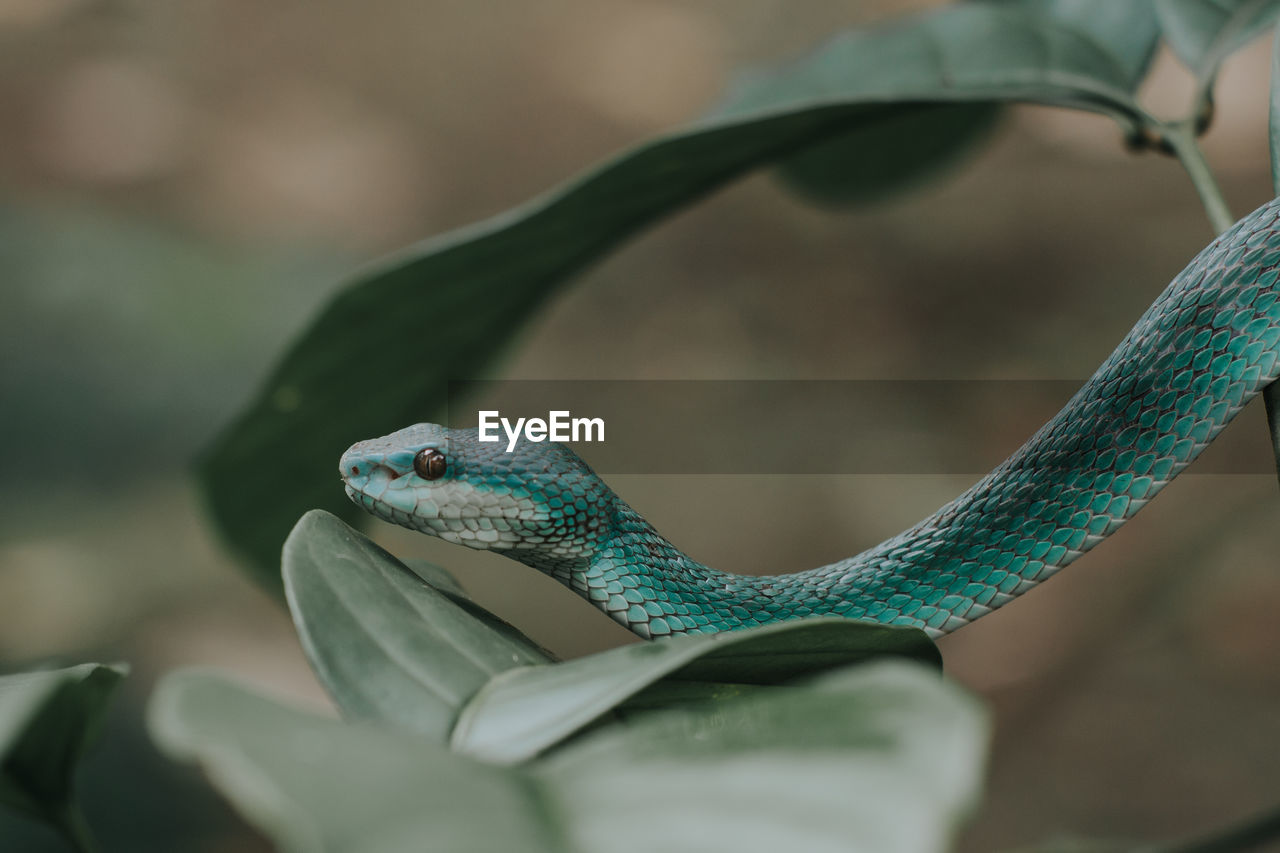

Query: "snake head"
(340, 423), (615, 559)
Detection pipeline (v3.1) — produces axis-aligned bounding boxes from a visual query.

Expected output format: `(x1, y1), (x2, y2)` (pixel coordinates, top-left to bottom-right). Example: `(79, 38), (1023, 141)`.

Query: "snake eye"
(413, 448), (447, 481)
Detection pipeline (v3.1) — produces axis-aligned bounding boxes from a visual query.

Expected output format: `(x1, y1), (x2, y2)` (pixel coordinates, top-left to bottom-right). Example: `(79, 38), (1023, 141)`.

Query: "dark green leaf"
(776, 103), (1002, 207)
(199, 2), (1152, 586)
(0, 663), (126, 822)
(283, 510), (550, 742)
(1156, 0), (1280, 82)
(148, 671), (561, 853)
(453, 618), (938, 763)
(151, 664), (987, 853)
(399, 557), (470, 600)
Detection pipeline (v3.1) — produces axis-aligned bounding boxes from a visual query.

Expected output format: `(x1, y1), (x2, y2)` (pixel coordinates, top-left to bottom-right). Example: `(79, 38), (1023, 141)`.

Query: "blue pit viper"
(341, 198), (1280, 639)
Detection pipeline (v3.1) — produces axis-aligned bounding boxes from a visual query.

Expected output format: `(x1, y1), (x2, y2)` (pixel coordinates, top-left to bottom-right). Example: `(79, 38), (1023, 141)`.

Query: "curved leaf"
(776, 0), (1160, 206)
(151, 664), (987, 853)
(1156, 0), (1280, 82)
(283, 510), (550, 742)
(0, 663), (126, 822)
(148, 671), (561, 853)
(452, 618), (939, 763)
(1017, 0), (1161, 89)
(776, 102), (1002, 206)
(539, 662), (987, 853)
(199, 2), (1152, 585)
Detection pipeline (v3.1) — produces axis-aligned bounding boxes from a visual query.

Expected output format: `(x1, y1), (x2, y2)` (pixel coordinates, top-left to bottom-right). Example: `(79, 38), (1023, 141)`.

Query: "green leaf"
(0, 663), (126, 823)
(148, 671), (562, 853)
(537, 661), (987, 853)
(199, 1), (1153, 586)
(399, 557), (470, 601)
(774, 0), (1162, 206)
(775, 102), (1002, 207)
(1156, 0), (1280, 82)
(151, 664), (987, 853)
(283, 510), (550, 743)
(1016, 0), (1162, 89)
(452, 618), (938, 763)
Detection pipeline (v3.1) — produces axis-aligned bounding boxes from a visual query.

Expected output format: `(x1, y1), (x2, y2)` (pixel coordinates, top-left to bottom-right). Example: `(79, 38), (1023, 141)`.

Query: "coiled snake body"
(342, 199), (1280, 638)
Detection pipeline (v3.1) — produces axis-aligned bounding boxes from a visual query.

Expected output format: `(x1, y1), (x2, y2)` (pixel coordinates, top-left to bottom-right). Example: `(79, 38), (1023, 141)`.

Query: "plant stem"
(1162, 124), (1235, 236)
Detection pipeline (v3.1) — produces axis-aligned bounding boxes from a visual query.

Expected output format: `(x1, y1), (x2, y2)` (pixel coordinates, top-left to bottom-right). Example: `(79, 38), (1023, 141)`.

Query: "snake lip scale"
(341, 198), (1280, 639)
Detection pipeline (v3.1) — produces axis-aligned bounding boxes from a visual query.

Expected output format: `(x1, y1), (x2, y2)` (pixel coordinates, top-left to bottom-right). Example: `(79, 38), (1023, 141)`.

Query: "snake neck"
(510, 495), (818, 638)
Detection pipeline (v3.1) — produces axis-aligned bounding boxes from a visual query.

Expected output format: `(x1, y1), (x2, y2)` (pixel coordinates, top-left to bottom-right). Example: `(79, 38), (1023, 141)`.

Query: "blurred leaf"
(200, 1), (1152, 587)
(776, 103), (1002, 206)
(283, 510), (550, 742)
(539, 662), (987, 853)
(151, 664), (986, 853)
(1156, 0), (1280, 82)
(0, 663), (126, 834)
(1016, 0), (1162, 89)
(453, 618), (938, 763)
(148, 671), (560, 853)
(775, 0), (1162, 207)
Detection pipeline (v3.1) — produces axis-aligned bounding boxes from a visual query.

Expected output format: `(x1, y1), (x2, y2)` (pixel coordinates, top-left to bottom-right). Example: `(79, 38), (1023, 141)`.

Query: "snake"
(340, 198), (1280, 639)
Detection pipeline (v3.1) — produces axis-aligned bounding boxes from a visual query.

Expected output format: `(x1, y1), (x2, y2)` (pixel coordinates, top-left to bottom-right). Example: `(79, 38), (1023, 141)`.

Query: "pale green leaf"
(1156, 0), (1280, 81)
(283, 510), (550, 742)
(151, 664), (987, 853)
(148, 671), (561, 853)
(452, 618), (938, 763)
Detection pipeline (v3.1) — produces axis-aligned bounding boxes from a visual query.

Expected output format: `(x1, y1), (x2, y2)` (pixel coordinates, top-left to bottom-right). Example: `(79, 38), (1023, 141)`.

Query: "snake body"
(341, 199), (1280, 638)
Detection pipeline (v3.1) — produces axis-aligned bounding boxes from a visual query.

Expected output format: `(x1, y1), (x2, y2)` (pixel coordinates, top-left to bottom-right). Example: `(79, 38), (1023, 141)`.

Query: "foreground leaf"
(151, 665), (987, 853)
(1156, 0), (1280, 83)
(0, 663), (126, 838)
(452, 618), (938, 763)
(284, 511), (938, 759)
(283, 510), (550, 743)
(541, 663), (987, 853)
(200, 2), (1153, 585)
(149, 671), (560, 853)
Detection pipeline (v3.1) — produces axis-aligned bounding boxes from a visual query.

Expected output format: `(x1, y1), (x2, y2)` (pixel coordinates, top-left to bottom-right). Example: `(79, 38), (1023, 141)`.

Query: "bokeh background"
(2, 1), (1279, 850)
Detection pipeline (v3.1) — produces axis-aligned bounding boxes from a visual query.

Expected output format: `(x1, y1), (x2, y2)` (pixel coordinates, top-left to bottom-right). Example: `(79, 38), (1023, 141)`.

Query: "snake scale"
(341, 198), (1280, 639)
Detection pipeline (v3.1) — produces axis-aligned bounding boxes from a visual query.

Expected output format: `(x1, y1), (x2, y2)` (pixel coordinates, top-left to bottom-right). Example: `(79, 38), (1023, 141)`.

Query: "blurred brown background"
(1, 1), (1278, 850)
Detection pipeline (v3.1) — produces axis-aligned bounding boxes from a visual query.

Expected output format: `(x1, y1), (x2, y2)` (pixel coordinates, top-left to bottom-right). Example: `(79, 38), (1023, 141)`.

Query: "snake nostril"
(349, 465), (360, 476)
